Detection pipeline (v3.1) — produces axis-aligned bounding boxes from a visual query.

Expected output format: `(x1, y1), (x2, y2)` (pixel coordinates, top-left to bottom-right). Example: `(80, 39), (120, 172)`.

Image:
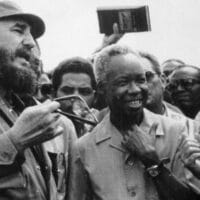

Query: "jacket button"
(127, 187), (136, 197)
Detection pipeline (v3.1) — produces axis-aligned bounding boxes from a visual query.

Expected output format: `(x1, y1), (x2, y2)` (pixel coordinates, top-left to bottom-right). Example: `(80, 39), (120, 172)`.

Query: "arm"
(179, 134), (200, 179)
(122, 124), (199, 200)
(93, 23), (124, 54)
(0, 100), (63, 177)
(89, 23), (124, 63)
(147, 160), (198, 200)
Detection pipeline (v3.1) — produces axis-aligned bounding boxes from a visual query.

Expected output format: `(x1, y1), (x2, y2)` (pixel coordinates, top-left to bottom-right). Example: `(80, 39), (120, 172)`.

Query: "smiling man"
(68, 44), (200, 200)
(168, 64), (200, 119)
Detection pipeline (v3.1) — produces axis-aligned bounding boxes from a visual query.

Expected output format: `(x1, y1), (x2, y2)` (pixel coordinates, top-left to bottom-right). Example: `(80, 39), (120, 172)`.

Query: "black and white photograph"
(0, 0), (200, 199)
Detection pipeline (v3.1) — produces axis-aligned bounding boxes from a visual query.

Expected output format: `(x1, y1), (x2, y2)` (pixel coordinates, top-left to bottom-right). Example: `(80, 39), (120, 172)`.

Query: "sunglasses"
(167, 78), (200, 91)
(38, 83), (53, 96)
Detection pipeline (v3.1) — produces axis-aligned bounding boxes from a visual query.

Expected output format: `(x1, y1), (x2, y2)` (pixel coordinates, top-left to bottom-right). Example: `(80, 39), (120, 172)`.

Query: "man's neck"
(181, 107), (199, 119)
(110, 110), (144, 132)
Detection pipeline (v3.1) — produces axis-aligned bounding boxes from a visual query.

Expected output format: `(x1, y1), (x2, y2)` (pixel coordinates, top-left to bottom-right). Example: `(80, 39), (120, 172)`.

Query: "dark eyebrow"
(13, 22), (29, 31)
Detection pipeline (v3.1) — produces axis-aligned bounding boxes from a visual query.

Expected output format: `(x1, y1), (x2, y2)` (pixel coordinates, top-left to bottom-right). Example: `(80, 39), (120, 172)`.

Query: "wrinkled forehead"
(109, 53), (145, 75)
(170, 66), (200, 80)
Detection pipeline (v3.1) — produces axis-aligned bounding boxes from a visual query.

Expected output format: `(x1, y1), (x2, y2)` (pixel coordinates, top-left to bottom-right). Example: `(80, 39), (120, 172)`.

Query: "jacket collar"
(95, 109), (164, 149)
(95, 109), (165, 164)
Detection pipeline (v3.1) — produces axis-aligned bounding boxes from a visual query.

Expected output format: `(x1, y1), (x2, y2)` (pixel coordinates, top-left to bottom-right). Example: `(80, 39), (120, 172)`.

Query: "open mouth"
(15, 50), (31, 65)
(15, 57), (30, 67)
(126, 98), (142, 108)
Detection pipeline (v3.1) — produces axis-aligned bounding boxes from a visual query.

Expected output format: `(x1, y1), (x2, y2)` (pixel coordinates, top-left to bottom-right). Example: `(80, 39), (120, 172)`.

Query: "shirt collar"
(95, 108), (164, 146)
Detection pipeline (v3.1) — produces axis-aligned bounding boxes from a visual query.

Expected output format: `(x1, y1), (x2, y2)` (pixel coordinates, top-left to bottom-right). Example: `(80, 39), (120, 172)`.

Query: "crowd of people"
(0, 1), (200, 200)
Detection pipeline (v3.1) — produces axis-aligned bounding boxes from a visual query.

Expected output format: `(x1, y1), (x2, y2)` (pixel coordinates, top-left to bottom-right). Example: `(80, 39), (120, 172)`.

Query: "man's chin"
(125, 105), (143, 117)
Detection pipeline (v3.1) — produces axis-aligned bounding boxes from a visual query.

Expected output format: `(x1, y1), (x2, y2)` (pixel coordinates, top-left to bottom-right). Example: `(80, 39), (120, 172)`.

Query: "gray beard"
(0, 48), (38, 96)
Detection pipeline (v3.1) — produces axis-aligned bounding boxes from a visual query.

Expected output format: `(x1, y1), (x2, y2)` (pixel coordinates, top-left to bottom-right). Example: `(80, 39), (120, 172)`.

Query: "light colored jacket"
(68, 109), (200, 200)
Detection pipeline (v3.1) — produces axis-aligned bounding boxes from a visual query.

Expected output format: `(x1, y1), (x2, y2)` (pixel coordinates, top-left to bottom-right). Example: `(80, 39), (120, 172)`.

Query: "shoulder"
(165, 101), (183, 114)
(144, 109), (186, 133)
(74, 115), (109, 151)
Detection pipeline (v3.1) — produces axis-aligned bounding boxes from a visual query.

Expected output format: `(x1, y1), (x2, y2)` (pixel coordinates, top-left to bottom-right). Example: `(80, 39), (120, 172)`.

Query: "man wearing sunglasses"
(168, 64), (200, 119)
(36, 72), (53, 102)
(163, 64), (200, 181)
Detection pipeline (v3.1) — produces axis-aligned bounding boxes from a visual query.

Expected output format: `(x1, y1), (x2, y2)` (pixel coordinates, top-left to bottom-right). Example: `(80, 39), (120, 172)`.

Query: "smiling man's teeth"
(128, 100), (142, 108)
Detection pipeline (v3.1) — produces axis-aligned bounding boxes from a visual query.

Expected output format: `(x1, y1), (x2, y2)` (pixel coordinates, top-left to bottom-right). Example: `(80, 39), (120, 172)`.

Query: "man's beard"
(0, 47), (38, 96)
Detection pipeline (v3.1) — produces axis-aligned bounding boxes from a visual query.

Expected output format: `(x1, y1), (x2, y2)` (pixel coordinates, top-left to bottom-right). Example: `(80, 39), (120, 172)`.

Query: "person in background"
(36, 72), (53, 102)
(138, 51), (183, 116)
(167, 64), (200, 119)
(68, 44), (200, 200)
(30, 11), (77, 200)
(162, 58), (185, 78)
(140, 54), (200, 180)
(162, 59), (185, 103)
(52, 57), (98, 137)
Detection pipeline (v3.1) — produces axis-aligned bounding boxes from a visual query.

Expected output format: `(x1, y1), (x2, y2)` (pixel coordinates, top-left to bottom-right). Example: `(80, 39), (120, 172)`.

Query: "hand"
(179, 134), (200, 179)
(102, 23), (124, 47)
(7, 100), (63, 152)
(121, 123), (159, 167)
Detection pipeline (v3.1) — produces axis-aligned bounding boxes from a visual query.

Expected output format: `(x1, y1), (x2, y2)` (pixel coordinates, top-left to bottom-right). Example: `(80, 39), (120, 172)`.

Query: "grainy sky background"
(14, 0), (200, 71)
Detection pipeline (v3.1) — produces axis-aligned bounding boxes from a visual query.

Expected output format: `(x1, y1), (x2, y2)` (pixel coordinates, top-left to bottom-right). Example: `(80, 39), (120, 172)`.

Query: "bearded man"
(0, 1), (75, 200)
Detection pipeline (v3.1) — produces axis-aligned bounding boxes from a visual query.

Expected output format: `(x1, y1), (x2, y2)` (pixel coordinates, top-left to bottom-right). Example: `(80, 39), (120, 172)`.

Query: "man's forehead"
(109, 53), (144, 73)
(172, 67), (200, 78)
(61, 72), (92, 85)
(0, 17), (31, 29)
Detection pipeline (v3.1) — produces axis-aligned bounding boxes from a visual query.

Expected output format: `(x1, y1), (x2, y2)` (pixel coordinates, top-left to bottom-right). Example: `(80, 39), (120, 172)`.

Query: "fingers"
(179, 135), (200, 152)
(40, 117), (64, 142)
(41, 100), (60, 113)
(179, 135), (200, 168)
(181, 152), (200, 166)
(182, 146), (200, 159)
(35, 113), (60, 130)
(121, 136), (137, 154)
(113, 23), (119, 34)
(195, 134), (200, 143)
